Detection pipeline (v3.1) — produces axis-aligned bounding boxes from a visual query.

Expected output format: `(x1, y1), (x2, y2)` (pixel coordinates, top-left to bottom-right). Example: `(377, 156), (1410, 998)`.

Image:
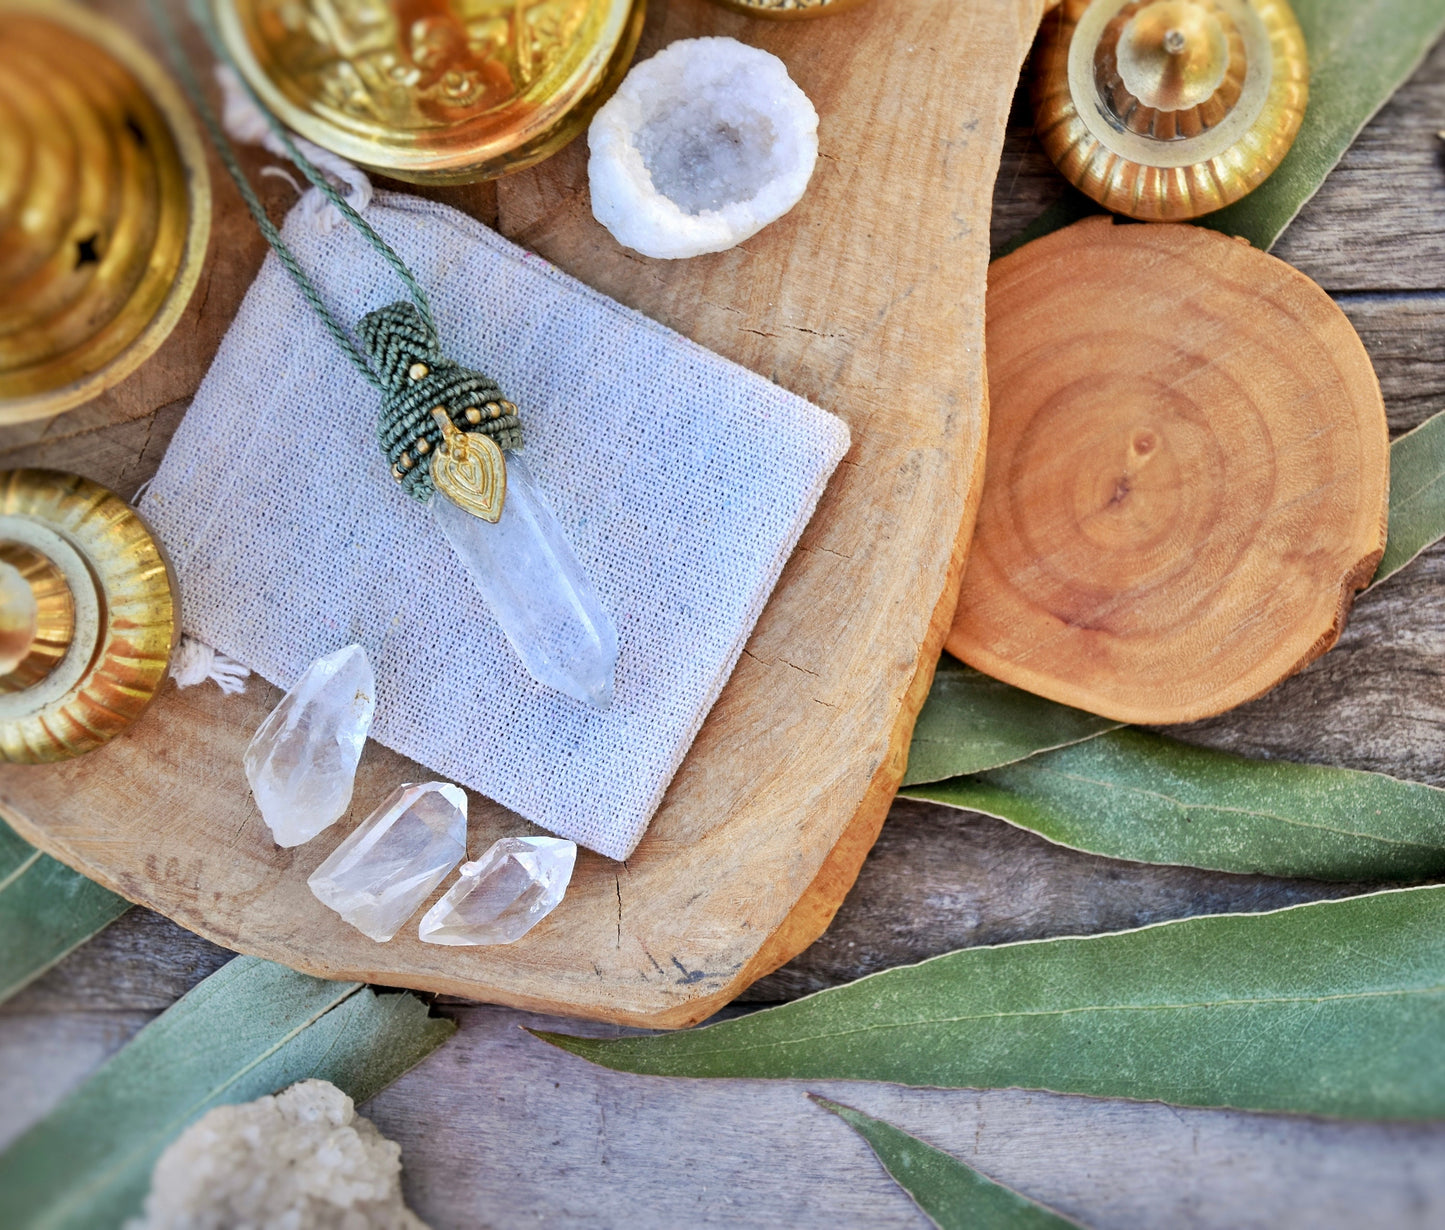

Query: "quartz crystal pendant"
(244, 644), (376, 848)
(308, 781), (467, 941)
(418, 835), (577, 946)
(431, 452), (618, 710)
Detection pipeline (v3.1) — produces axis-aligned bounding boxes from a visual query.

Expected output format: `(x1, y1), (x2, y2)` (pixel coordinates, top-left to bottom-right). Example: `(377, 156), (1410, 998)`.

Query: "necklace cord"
(144, 0), (440, 389)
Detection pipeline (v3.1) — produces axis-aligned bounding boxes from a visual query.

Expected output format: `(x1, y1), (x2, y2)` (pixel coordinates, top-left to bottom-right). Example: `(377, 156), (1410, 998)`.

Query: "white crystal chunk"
(431, 452), (617, 710)
(244, 644), (376, 848)
(588, 37), (819, 259)
(418, 835), (577, 946)
(308, 781), (468, 941)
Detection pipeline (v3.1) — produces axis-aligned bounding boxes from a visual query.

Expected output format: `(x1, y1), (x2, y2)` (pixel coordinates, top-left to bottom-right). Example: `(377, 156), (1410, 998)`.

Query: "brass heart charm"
(429, 407), (507, 523)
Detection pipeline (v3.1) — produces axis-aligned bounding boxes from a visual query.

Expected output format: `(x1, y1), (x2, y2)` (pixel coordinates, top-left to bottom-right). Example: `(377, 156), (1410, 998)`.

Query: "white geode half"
(588, 37), (820, 259)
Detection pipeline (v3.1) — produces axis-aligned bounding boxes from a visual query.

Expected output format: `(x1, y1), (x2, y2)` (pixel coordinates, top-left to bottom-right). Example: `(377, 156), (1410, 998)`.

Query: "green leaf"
(1206, 0), (1445, 248)
(904, 657), (1121, 788)
(811, 1097), (1080, 1230)
(0, 955), (454, 1230)
(905, 728), (1445, 881)
(0, 817), (129, 1007)
(537, 886), (1445, 1119)
(1376, 410), (1445, 584)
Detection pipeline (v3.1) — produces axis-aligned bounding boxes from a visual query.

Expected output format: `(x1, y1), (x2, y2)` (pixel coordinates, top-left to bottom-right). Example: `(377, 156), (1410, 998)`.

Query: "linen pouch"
(140, 193), (850, 860)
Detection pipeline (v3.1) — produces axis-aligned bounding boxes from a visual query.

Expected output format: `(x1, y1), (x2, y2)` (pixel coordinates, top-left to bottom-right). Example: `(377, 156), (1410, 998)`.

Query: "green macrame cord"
(360, 302), (524, 502)
(147, 0), (524, 503)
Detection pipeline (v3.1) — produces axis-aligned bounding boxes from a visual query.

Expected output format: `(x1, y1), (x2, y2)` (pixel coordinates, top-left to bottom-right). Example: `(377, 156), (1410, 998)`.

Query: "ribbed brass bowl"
(0, 0), (211, 424)
(215, 0), (646, 184)
(1032, 0), (1309, 221)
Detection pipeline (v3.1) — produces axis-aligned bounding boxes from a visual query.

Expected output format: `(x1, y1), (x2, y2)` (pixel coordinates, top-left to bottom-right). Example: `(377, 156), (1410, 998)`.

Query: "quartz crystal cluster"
(247, 646), (579, 944)
(589, 37), (819, 259)
(308, 782), (467, 941)
(244, 644), (376, 847)
(128, 1079), (427, 1230)
(419, 835), (577, 945)
(431, 453), (617, 710)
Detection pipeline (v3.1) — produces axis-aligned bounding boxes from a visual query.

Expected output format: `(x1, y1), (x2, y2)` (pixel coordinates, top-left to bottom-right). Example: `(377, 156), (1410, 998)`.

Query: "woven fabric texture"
(140, 193), (850, 860)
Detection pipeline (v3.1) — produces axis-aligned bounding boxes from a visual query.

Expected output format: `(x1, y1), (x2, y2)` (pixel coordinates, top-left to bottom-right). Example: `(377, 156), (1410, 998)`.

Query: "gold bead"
(408, 362), (429, 381)
(500, 400), (516, 416)
(391, 465), (404, 480)
(415, 437), (431, 455)
(400, 452), (415, 470)
(485, 401), (502, 419)
(465, 407), (483, 424)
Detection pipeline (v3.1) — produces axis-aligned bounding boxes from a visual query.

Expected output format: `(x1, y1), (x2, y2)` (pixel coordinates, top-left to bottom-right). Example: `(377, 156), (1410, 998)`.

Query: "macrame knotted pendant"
(359, 302), (618, 710)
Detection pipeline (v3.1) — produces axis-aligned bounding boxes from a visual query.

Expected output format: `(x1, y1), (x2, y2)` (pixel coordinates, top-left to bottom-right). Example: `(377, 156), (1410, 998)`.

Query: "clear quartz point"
(431, 452), (617, 710)
(418, 835), (577, 946)
(244, 644), (376, 848)
(307, 781), (468, 942)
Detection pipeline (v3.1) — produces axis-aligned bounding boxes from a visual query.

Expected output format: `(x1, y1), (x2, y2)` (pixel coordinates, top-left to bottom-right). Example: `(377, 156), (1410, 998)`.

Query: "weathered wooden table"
(5, 26), (1445, 1230)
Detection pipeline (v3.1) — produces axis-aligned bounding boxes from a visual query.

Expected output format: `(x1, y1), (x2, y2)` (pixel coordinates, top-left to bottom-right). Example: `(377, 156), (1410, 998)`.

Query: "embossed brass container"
(0, 471), (179, 764)
(0, 0), (212, 424)
(1032, 0), (1309, 221)
(705, 0), (872, 17)
(216, 0), (646, 184)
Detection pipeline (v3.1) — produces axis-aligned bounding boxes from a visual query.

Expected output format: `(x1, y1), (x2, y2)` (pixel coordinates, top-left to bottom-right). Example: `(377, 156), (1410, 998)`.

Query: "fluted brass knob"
(0, 471), (178, 764)
(1033, 0), (1309, 221)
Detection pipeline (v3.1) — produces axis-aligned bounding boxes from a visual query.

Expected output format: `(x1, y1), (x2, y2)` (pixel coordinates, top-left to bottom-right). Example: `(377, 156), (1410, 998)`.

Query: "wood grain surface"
(0, 0), (1038, 1026)
(5, 10), (1445, 1230)
(949, 218), (1391, 723)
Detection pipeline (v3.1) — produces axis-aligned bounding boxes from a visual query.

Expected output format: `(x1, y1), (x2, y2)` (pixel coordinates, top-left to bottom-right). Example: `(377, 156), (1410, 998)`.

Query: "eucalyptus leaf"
(537, 886), (1445, 1120)
(812, 1097), (1081, 1230)
(1201, 0), (1445, 250)
(0, 818), (129, 1007)
(905, 728), (1445, 881)
(904, 657), (1121, 788)
(1375, 409), (1445, 584)
(0, 955), (454, 1230)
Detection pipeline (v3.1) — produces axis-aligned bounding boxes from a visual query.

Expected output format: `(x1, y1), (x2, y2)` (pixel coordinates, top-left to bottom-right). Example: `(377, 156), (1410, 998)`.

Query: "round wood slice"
(0, 0), (1047, 1027)
(949, 217), (1390, 725)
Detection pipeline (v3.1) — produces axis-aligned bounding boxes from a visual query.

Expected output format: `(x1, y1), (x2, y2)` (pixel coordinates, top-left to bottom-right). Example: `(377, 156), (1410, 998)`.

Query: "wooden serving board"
(0, 0), (1045, 1027)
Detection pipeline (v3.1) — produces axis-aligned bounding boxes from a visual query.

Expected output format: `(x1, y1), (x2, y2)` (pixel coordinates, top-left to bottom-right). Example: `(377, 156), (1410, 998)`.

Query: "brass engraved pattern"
(430, 407), (507, 522)
(705, 0), (871, 16)
(220, 0), (645, 182)
(0, 1), (211, 423)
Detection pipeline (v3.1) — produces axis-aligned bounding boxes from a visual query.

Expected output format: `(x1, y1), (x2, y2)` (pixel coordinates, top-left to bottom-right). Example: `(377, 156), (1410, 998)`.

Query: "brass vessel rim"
(215, 0), (645, 183)
(0, 0), (213, 426)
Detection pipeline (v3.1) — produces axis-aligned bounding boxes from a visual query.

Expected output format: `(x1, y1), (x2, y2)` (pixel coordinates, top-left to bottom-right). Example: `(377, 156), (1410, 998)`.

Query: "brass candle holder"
(0, 472), (179, 764)
(1032, 0), (1309, 221)
(214, 0), (647, 184)
(0, 0), (212, 424)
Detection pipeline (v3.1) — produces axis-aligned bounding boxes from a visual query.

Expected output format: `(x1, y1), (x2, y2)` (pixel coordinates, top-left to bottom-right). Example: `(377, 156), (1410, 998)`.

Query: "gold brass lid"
(0, 471), (179, 764)
(0, 0), (212, 424)
(215, 0), (646, 185)
(704, 0), (872, 16)
(1032, 0), (1309, 221)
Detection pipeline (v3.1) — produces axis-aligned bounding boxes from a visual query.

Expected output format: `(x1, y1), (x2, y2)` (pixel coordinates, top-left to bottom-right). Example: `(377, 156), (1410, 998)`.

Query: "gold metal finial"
(429, 408), (507, 523)
(1033, 0), (1309, 221)
(0, 0), (211, 425)
(215, 0), (646, 184)
(0, 471), (178, 764)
